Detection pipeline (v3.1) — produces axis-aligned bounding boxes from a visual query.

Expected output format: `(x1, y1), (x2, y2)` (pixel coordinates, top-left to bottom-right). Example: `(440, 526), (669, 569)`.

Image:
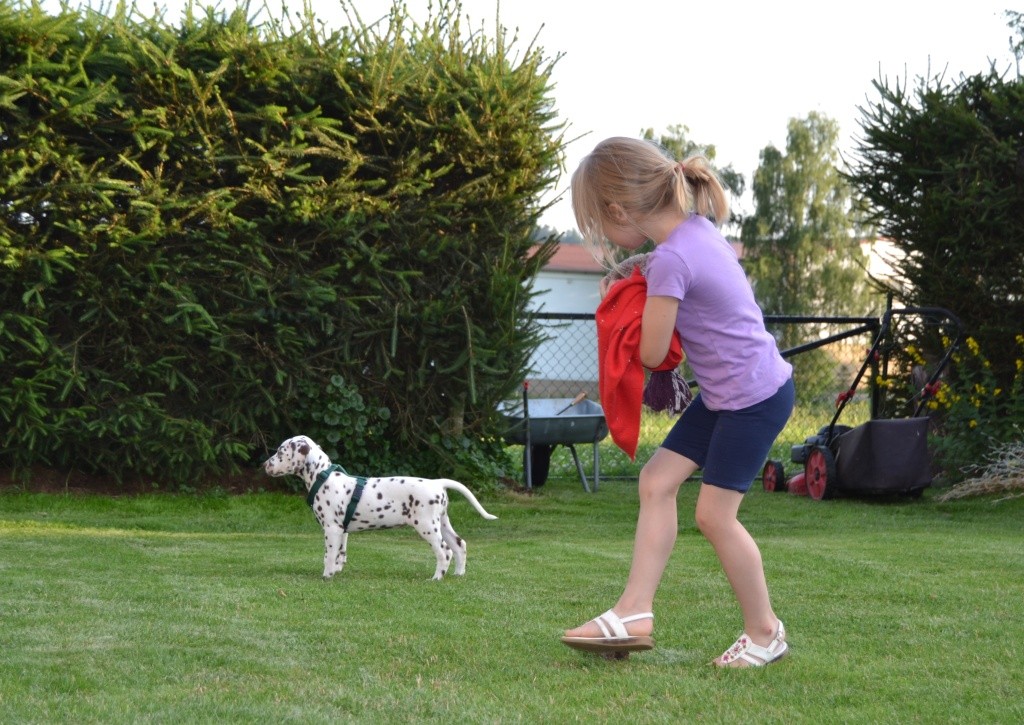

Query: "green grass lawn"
(2, 481), (1022, 723)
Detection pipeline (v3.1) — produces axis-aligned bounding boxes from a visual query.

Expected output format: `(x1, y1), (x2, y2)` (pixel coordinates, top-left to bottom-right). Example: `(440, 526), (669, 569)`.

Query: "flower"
(906, 344), (927, 366)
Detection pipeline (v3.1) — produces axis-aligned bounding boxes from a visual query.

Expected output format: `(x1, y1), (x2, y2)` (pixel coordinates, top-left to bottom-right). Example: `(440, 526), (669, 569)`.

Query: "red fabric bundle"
(596, 266), (684, 460)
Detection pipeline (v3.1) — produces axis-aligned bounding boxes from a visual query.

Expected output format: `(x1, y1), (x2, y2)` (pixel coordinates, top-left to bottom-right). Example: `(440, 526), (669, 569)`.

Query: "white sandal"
(715, 620), (788, 667)
(561, 609), (655, 654)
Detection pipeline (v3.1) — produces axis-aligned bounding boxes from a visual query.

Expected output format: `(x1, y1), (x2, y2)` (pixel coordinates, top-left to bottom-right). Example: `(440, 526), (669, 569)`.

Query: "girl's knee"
(637, 450), (696, 502)
(694, 505), (720, 537)
(694, 490), (740, 538)
(637, 467), (682, 503)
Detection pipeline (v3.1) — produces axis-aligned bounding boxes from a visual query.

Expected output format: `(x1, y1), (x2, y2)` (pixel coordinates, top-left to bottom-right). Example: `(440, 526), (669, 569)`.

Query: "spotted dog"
(263, 435), (497, 580)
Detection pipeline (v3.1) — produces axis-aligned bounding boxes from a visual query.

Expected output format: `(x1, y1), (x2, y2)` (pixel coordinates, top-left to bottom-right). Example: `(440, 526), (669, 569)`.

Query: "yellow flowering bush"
(926, 335), (1024, 483)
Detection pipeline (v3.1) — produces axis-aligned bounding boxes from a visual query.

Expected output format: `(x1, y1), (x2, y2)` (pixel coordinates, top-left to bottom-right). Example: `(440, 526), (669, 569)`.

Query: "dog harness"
(308, 464), (367, 531)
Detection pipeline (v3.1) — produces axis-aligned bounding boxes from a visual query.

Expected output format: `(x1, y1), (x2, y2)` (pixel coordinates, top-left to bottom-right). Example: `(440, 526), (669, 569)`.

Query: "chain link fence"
(511, 312), (886, 486)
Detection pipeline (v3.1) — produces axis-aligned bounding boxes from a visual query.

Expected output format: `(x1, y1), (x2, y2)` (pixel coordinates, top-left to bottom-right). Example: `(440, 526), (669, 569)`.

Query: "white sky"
(45, 0), (1020, 231)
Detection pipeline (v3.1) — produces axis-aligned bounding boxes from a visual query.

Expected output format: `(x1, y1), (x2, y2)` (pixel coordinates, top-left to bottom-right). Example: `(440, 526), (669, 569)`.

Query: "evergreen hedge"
(0, 0), (562, 486)
(847, 66), (1024, 390)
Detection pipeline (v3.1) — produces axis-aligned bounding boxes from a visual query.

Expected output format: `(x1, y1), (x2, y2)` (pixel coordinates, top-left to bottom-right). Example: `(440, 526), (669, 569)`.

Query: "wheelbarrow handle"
(555, 391), (587, 416)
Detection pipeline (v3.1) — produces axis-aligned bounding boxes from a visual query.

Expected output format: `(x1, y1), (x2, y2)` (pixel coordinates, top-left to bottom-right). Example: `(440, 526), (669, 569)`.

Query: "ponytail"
(676, 155), (729, 224)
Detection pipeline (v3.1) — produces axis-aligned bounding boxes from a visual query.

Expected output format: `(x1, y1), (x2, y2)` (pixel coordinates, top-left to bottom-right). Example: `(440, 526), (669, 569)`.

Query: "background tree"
(845, 30), (1024, 392)
(741, 112), (877, 347)
(533, 224), (581, 244)
(1009, 9), (1024, 69)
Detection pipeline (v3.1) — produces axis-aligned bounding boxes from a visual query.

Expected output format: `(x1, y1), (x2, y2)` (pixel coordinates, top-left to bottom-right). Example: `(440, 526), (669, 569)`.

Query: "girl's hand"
(599, 275), (617, 299)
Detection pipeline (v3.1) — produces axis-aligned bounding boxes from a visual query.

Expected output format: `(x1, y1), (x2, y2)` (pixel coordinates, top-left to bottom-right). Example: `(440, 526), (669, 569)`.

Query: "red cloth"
(596, 267), (683, 460)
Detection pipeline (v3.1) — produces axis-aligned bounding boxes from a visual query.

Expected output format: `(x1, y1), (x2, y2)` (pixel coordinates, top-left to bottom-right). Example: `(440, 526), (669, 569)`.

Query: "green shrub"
(924, 335), (1024, 483)
(291, 374), (392, 478)
(0, 0), (561, 486)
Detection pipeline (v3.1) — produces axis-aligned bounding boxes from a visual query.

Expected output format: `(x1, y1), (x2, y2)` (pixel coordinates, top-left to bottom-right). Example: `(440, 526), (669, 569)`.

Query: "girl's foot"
(564, 609), (654, 639)
(713, 620), (787, 668)
(561, 610), (655, 654)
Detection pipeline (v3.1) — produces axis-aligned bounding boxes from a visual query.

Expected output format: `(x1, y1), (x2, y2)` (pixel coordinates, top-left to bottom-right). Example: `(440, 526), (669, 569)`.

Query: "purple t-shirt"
(646, 214), (792, 410)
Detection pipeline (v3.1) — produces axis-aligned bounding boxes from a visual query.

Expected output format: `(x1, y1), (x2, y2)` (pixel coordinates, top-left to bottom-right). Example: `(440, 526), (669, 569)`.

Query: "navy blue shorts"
(661, 378), (795, 493)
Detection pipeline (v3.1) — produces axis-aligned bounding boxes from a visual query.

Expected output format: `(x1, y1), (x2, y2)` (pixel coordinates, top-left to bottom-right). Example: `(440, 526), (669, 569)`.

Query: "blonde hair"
(571, 136), (729, 266)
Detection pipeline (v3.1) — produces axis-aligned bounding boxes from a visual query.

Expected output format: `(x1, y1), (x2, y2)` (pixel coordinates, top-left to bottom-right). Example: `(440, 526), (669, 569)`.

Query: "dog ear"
(298, 443), (310, 456)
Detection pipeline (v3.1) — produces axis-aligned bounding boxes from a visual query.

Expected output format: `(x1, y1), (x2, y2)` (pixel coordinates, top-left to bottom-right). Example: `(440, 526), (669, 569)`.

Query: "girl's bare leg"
(563, 448), (697, 639)
(694, 483), (780, 660)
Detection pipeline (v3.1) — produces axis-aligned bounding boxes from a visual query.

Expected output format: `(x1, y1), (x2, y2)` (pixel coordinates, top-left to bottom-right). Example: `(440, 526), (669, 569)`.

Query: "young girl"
(561, 137), (795, 667)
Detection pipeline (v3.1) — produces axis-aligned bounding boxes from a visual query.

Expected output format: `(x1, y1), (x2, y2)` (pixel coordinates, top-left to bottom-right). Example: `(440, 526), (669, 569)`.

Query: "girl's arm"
(640, 295), (679, 369)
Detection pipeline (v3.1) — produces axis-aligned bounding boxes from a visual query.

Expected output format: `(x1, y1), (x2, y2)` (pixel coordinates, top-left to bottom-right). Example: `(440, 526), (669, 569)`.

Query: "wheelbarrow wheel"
(762, 460), (787, 493)
(524, 444), (553, 488)
(805, 446), (837, 501)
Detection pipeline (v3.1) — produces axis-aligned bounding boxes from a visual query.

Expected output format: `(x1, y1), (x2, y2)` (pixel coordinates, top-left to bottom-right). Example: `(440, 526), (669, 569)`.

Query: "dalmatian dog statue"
(264, 435), (497, 580)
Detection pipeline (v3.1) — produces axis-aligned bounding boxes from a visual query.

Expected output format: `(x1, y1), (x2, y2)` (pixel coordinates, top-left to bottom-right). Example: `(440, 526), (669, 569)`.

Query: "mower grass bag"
(834, 417), (932, 495)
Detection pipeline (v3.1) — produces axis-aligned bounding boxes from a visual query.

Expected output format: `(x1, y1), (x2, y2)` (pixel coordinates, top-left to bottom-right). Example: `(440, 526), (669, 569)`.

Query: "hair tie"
(676, 161), (687, 174)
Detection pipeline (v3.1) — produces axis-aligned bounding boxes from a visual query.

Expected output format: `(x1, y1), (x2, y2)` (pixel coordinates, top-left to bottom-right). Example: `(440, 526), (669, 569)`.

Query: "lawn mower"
(762, 305), (963, 501)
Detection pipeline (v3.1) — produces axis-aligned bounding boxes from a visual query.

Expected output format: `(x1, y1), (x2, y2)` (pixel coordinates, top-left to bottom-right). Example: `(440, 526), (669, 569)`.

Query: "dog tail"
(441, 480), (498, 520)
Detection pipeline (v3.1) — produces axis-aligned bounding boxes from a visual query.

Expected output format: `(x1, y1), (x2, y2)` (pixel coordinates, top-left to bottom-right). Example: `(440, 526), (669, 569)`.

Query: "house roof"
(530, 244), (606, 274)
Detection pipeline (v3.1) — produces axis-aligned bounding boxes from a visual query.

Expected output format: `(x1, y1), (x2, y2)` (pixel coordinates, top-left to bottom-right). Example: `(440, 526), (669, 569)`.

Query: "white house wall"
(531, 270), (602, 314)
(528, 270), (602, 384)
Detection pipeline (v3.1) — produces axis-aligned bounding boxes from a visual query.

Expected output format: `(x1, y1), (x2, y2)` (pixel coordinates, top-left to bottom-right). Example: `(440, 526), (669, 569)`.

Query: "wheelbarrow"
(762, 306), (963, 500)
(499, 384), (609, 492)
